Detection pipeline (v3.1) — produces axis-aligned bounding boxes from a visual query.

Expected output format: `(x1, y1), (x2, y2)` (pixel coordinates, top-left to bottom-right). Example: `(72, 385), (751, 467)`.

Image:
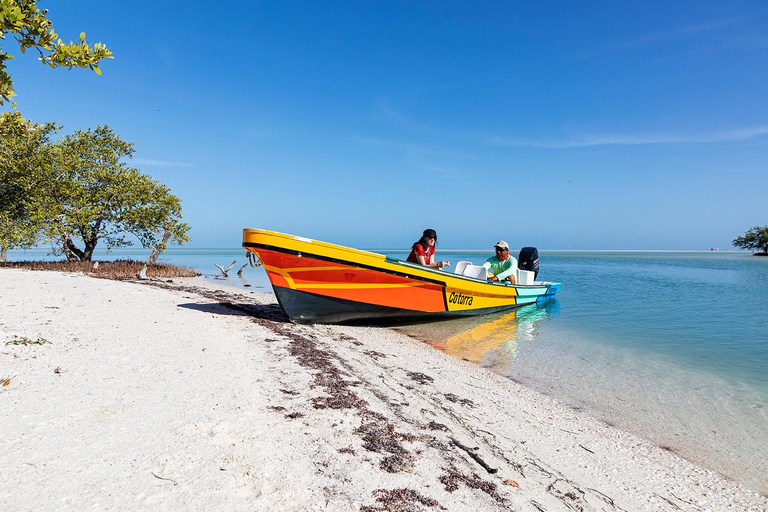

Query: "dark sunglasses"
(495, 247), (508, 252)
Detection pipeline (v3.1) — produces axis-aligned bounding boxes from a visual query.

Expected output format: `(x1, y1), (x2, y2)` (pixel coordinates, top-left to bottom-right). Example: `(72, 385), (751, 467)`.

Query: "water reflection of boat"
(395, 301), (558, 366)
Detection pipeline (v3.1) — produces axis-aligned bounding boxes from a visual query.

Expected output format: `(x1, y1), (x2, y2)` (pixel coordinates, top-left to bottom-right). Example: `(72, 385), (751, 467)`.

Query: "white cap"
(494, 241), (509, 250)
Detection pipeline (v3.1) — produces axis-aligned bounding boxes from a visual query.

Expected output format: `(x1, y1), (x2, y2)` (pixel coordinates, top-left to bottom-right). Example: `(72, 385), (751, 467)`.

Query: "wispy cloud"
(626, 16), (749, 46)
(572, 14), (761, 60)
(346, 135), (476, 175)
(404, 154), (461, 175)
(653, 34), (768, 63)
(351, 135), (479, 161)
(156, 46), (173, 67)
(372, 103), (431, 133)
(133, 158), (193, 167)
(490, 125), (768, 148)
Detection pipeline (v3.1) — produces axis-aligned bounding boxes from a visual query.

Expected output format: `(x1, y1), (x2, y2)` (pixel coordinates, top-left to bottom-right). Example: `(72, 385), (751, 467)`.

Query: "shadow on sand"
(177, 301), (290, 323)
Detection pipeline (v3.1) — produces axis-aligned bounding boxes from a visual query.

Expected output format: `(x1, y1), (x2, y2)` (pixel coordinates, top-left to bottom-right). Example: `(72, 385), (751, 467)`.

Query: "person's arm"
(483, 259), (496, 280)
(414, 247), (440, 267)
(494, 257), (517, 282)
(423, 247), (449, 269)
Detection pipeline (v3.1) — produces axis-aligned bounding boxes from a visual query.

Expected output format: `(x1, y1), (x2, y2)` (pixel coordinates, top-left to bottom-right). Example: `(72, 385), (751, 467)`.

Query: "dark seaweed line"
(138, 281), (627, 511)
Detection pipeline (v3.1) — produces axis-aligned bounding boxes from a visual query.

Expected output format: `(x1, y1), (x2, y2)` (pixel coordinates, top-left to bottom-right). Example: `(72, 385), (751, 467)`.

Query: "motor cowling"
(518, 247), (539, 279)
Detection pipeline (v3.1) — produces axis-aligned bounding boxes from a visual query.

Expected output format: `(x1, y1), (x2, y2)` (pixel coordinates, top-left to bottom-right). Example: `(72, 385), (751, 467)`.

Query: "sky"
(6, 1), (768, 250)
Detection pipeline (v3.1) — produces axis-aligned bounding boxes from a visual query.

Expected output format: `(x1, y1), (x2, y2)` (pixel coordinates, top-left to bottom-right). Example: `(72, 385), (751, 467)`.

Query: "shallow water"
(393, 250), (768, 494)
(8, 247), (768, 492)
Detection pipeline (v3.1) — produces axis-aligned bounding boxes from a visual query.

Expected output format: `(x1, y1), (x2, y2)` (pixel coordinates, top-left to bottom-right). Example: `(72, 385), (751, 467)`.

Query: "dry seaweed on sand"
(1, 259), (199, 279)
(360, 488), (445, 512)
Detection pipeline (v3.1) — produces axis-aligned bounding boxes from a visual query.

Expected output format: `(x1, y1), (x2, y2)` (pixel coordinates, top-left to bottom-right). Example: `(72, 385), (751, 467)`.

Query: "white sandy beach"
(1, 268), (766, 511)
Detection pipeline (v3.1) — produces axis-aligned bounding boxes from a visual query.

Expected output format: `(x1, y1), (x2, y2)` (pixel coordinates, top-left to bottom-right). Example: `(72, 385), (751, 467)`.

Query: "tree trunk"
(147, 221), (177, 266)
(137, 221), (177, 279)
(82, 223), (101, 262)
(62, 236), (85, 261)
(0, 246), (7, 263)
(82, 238), (97, 262)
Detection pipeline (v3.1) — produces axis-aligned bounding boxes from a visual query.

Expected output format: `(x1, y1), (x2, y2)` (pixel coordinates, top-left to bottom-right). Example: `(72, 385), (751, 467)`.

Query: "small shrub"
(0, 259), (199, 279)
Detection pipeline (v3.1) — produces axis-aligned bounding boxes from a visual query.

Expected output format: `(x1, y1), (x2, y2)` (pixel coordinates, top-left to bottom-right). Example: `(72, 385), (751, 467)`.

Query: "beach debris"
(546, 479), (587, 510)
(503, 479), (520, 487)
(362, 488), (442, 511)
(406, 371), (434, 385)
(54, 367), (66, 374)
(151, 472), (178, 486)
(439, 467), (505, 504)
(443, 393), (475, 408)
(426, 421), (449, 432)
(5, 337), (51, 346)
(364, 350), (387, 360)
(236, 263), (248, 276)
(2, 376), (15, 386)
(449, 438), (497, 474)
(215, 260), (236, 276)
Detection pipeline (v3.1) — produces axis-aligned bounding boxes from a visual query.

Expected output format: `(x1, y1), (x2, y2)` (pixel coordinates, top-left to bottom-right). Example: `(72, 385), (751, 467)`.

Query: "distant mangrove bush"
(732, 226), (768, 255)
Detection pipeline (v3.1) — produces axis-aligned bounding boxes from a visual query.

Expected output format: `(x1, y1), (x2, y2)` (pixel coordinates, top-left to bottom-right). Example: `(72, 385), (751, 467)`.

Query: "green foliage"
(35, 125), (191, 260)
(0, 110), (58, 252)
(1, 115), (190, 261)
(0, 0), (113, 104)
(732, 226), (768, 254)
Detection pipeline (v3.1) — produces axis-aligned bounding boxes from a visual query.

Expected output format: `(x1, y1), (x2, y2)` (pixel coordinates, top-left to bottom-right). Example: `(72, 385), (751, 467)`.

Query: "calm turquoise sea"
(7, 247), (768, 491)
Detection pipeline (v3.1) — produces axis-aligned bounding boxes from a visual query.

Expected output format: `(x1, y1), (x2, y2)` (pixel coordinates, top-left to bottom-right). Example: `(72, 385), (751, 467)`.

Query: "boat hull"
(243, 228), (560, 324)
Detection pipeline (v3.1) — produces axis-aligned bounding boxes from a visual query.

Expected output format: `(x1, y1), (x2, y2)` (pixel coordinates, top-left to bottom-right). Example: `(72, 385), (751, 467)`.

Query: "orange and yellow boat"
(243, 228), (561, 324)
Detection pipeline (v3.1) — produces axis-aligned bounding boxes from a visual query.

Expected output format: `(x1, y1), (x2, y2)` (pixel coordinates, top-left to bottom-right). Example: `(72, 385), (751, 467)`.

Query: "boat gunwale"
(242, 240), (553, 293)
(242, 228), (558, 291)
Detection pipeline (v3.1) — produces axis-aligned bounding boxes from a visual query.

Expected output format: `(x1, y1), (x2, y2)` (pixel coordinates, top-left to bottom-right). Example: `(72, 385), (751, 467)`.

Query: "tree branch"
(215, 261), (236, 276)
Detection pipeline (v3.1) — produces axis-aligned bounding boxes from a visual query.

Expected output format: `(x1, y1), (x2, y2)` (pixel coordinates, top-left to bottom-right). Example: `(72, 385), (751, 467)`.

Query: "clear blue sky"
(8, 1), (768, 250)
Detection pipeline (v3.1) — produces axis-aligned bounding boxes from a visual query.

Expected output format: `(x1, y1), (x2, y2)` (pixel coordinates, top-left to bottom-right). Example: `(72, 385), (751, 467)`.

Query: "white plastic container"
(517, 269), (535, 285)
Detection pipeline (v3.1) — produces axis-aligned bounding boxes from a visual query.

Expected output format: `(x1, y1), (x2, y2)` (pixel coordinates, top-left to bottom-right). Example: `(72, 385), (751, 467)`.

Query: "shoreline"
(1, 268), (766, 510)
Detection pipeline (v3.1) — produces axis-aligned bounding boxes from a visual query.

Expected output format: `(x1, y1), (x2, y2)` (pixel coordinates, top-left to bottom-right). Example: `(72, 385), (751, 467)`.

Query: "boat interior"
(453, 259), (536, 285)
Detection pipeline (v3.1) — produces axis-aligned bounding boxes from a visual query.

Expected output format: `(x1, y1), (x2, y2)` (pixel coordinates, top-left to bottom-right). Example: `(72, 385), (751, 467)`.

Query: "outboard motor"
(518, 247), (539, 279)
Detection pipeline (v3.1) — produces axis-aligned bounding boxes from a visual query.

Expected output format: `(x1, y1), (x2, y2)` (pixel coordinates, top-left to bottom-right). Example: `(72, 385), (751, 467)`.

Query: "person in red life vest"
(406, 229), (450, 270)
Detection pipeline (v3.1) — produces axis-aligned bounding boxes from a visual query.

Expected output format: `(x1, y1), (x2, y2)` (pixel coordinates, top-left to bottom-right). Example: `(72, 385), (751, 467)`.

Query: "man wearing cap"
(482, 241), (517, 283)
